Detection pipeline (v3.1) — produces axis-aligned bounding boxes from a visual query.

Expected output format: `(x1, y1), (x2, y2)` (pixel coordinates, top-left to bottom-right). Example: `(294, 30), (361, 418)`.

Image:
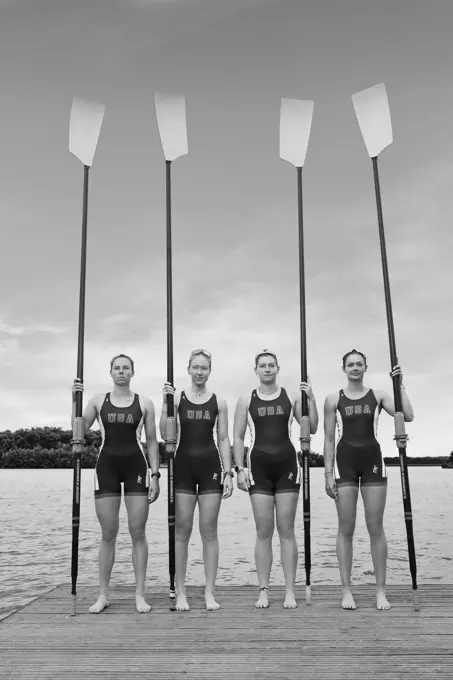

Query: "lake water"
(1, 467), (451, 617)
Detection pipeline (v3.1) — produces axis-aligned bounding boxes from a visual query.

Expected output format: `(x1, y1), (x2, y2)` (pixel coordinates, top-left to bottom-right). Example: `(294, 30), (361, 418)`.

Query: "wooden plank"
(0, 584), (452, 680)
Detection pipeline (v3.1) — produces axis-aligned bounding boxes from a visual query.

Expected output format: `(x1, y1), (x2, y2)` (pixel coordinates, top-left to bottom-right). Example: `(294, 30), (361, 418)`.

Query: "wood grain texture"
(1, 584), (452, 679)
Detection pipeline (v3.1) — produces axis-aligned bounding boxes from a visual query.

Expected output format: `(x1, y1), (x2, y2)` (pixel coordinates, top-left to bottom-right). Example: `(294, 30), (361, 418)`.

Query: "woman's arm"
(143, 398), (160, 474)
(293, 382), (319, 434)
(378, 365), (414, 422)
(71, 381), (98, 433)
(159, 384), (179, 439)
(216, 397), (233, 498)
(323, 394), (338, 500)
(143, 398), (160, 504)
(233, 395), (249, 492)
(323, 394), (337, 474)
(232, 395), (248, 468)
(379, 388), (414, 422)
(216, 397), (232, 471)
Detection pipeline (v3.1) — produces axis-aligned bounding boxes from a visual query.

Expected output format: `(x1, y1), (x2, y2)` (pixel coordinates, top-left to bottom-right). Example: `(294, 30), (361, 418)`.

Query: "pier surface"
(1, 584), (452, 679)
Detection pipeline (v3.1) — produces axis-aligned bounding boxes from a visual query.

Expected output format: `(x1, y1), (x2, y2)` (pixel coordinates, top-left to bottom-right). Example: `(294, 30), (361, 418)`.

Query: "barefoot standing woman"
(72, 353), (160, 614)
(323, 349), (414, 611)
(160, 349), (233, 612)
(233, 350), (318, 609)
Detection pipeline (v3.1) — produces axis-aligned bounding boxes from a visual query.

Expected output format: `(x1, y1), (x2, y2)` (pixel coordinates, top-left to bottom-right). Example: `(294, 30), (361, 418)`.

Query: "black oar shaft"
(297, 167), (311, 594)
(165, 160), (176, 599)
(71, 164), (90, 608)
(76, 165), (90, 388)
(371, 156), (418, 596)
(297, 168), (308, 411)
(372, 159), (399, 403)
(166, 161), (174, 389)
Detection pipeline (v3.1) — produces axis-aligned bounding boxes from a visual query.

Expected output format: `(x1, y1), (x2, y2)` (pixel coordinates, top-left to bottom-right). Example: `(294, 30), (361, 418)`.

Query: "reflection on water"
(1, 467), (452, 615)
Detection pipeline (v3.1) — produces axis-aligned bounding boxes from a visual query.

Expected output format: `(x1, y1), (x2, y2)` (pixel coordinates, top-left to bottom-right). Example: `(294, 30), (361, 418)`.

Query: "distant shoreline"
(0, 427), (451, 469)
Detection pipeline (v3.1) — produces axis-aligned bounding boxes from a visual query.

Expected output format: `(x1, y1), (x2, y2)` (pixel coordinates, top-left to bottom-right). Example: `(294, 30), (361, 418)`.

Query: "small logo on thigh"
(213, 473), (218, 480)
(137, 475), (142, 483)
(373, 465), (378, 474)
(288, 472), (294, 480)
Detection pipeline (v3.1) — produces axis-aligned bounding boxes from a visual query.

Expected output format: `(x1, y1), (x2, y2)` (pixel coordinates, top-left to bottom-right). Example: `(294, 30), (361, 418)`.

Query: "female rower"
(160, 349), (233, 612)
(71, 353), (160, 614)
(323, 349), (414, 611)
(233, 350), (318, 609)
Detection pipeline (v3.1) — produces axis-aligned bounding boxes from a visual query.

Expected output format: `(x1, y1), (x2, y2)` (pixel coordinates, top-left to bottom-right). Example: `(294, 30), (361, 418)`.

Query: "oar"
(154, 91), (188, 610)
(68, 95), (105, 616)
(352, 83), (419, 611)
(280, 97), (314, 605)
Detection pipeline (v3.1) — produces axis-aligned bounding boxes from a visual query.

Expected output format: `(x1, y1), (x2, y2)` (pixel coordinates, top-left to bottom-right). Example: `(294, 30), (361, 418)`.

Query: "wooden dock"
(1, 584), (452, 679)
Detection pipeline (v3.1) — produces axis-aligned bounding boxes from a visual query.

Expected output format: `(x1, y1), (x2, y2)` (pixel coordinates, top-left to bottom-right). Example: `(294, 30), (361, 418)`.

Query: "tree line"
(0, 427), (449, 468)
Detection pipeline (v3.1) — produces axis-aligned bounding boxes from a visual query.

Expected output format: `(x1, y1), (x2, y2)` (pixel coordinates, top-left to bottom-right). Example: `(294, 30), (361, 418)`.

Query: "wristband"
(324, 470), (334, 476)
(223, 471), (233, 480)
(151, 472), (161, 479)
(234, 466), (245, 473)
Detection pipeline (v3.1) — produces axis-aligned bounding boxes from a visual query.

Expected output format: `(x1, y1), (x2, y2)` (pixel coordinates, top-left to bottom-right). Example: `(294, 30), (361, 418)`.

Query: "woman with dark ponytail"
(323, 349), (414, 611)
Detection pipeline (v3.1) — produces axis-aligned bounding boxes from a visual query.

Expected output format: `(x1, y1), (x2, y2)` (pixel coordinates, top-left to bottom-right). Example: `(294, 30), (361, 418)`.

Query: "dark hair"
(342, 349), (367, 368)
(110, 353), (135, 372)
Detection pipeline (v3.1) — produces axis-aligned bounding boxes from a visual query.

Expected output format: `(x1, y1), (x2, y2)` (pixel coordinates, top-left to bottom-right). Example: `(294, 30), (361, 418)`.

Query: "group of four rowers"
(72, 347), (414, 614)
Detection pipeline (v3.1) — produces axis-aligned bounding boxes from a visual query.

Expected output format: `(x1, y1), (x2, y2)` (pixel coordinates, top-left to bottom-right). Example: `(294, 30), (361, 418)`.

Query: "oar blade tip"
(69, 95), (105, 167)
(352, 82), (393, 158)
(279, 98), (314, 167)
(154, 90), (188, 161)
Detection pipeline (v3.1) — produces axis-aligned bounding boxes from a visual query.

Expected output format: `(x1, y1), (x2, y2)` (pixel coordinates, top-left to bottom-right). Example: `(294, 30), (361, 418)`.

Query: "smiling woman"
(159, 348), (233, 612)
(71, 354), (160, 615)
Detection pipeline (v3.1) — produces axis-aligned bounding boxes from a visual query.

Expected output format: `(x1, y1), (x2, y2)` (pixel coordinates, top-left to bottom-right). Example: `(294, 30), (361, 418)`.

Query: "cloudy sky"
(1, 0), (452, 457)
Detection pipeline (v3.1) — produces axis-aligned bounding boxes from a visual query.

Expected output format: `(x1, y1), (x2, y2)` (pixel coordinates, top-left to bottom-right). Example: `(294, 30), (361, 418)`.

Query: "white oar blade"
(154, 91), (188, 161)
(351, 83), (392, 158)
(69, 96), (105, 166)
(279, 98), (314, 167)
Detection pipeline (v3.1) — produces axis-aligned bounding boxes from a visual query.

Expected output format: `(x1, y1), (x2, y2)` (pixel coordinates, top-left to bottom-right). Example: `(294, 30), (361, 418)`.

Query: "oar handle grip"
(393, 412), (409, 448)
(165, 417), (177, 455)
(299, 416), (311, 452)
(71, 417), (85, 452)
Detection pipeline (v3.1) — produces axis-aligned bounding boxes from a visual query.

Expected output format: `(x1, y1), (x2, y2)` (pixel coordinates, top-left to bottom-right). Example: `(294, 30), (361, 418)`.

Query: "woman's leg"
(250, 493), (275, 608)
(361, 483), (390, 610)
(124, 493), (150, 612)
(90, 495), (121, 613)
(275, 492), (299, 608)
(335, 484), (359, 609)
(175, 491), (197, 611)
(198, 492), (223, 610)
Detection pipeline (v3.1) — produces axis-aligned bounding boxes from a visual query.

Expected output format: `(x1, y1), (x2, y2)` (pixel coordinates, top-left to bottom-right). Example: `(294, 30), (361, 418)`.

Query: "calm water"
(1, 468), (451, 616)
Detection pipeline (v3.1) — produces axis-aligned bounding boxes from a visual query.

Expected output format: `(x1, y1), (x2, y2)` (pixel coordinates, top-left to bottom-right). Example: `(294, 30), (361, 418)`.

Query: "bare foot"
(341, 589), (356, 610)
(283, 592), (298, 609)
(135, 594), (151, 613)
(175, 593), (190, 611)
(255, 587), (269, 609)
(205, 590), (220, 611)
(376, 589), (391, 610)
(89, 594), (110, 614)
